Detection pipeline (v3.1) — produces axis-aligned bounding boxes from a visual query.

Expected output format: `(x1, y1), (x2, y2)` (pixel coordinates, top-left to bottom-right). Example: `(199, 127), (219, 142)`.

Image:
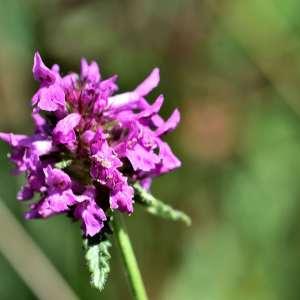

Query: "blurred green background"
(1, 0), (300, 299)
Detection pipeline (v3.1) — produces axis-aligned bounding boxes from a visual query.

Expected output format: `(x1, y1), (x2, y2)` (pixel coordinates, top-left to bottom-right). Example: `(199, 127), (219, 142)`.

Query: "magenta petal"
(151, 114), (164, 128)
(110, 184), (134, 213)
(126, 143), (159, 172)
(31, 140), (53, 156)
(32, 111), (47, 132)
(134, 68), (160, 97)
(41, 194), (69, 216)
(74, 199), (107, 237)
(81, 58), (101, 83)
(51, 64), (60, 74)
(107, 68), (159, 110)
(44, 166), (72, 191)
(137, 95), (164, 119)
(107, 91), (140, 109)
(61, 73), (78, 90)
(139, 178), (153, 190)
(155, 109), (180, 136)
(33, 52), (56, 85)
(82, 205), (106, 236)
(17, 185), (34, 201)
(53, 113), (81, 149)
(53, 113), (81, 136)
(99, 75), (118, 97)
(157, 140), (181, 173)
(25, 202), (43, 219)
(30, 189), (78, 219)
(0, 132), (27, 146)
(36, 84), (65, 112)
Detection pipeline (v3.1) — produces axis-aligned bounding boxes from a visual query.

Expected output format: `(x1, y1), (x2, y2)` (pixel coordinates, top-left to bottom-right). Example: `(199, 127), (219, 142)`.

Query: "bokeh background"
(1, 0), (300, 299)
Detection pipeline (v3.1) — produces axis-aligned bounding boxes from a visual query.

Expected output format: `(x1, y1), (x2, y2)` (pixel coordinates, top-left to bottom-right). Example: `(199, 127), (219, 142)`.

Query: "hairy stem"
(112, 213), (148, 300)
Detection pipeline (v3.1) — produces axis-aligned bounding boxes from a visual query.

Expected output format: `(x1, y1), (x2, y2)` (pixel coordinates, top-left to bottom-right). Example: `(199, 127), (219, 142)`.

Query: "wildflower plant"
(0, 52), (190, 299)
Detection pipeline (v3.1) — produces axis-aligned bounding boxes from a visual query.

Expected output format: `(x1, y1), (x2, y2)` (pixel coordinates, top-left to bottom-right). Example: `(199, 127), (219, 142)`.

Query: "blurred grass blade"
(134, 183), (191, 226)
(84, 238), (112, 291)
(0, 201), (79, 300)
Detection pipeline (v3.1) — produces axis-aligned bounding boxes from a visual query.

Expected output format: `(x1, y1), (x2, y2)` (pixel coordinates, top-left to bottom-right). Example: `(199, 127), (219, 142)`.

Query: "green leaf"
(133, 183), (191, 226)
(84, 238), (112, 291)
(54, 159), (73, 169)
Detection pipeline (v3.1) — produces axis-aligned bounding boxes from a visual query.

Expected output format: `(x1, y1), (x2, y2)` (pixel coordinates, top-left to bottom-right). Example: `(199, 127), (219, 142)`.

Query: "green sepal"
(83, 238), (112, 291)
(54, 159), (73, 169)
(133, 183), (191, 226)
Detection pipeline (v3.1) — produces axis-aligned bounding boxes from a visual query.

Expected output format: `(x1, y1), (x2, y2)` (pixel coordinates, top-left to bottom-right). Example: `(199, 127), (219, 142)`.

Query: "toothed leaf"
(84, 238), (112, 291)
(134, 183), (191, 226)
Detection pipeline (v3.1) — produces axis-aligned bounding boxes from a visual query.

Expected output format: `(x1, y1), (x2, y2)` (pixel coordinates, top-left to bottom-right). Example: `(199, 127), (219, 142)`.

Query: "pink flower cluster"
(0, 53), (181, 236)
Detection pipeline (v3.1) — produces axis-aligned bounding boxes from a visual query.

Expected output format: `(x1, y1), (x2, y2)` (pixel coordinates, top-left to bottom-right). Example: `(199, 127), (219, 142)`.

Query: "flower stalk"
(112, 213), (148, 300)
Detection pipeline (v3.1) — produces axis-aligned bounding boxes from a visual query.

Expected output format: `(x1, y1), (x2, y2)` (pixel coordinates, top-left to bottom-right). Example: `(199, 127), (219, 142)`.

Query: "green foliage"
(134, 183), (191, 226)
(162, 225), (277, 300)
(83, 238), (112, 292)
(162, 103), (300, 300)
(54, 159), (73, 170)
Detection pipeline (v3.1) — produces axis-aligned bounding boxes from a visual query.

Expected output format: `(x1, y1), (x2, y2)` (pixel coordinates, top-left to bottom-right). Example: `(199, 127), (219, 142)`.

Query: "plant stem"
(112, 213), (149, 300)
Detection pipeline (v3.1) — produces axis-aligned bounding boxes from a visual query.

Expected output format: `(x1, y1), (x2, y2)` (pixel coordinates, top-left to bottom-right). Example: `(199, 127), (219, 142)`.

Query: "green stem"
(112, 213), (149, 300)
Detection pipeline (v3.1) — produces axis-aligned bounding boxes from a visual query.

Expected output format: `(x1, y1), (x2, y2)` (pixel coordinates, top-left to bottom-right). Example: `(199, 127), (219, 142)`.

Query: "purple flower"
(32, 85), (66, 112)
(44, 166), (72, 192)
(126, 143), (160, 172)
(0, 52), (181, 237)
(107, 68), (159, 110)
(32, 52), (56, 86)
(156, 140), (181, 174)
(110, 181), (134, 213)
(81, 58), (101, 83)
(0, 133), (53, 173)
(32, 53), (66, 112)
(25, 166), (78, 219)
(155, 109), (180, 136)
(73, 187), (107, 236)
(53, 113), (81, 150)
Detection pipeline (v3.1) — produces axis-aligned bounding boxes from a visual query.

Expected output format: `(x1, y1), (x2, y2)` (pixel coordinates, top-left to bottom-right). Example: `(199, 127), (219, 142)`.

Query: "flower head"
(0, 52), (181, 236)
